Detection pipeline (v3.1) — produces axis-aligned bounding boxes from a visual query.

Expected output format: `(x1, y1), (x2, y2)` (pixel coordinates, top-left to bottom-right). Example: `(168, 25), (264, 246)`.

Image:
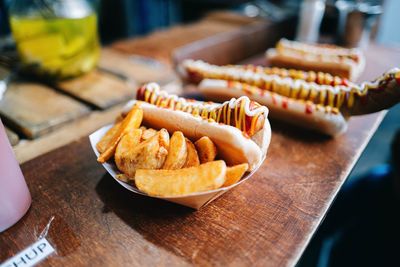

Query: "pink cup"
(0, 120), (31, 232)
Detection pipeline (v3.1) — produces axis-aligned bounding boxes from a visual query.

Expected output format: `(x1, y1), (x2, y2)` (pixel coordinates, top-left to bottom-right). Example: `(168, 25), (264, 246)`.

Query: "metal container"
(336, 0), (382, 48)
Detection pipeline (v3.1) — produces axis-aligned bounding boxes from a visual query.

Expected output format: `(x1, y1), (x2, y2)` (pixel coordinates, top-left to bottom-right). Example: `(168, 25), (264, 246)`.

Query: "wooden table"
(1, 45), (399, 267)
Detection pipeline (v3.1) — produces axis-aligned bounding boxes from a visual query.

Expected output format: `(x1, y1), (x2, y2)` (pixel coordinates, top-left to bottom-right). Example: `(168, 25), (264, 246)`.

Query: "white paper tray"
(89, 125), (262, 209)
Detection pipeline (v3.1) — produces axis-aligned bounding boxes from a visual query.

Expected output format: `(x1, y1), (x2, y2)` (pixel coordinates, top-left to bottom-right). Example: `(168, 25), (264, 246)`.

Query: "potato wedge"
(115, 129), (170, 179)
(116, 174), (130, 183)
(97, 107), (143, 163)
(183, 138), (200, 168)
(162, 131), (187, 170)
(135, 160), (227, 197)
(96, 121), (122, 154)
(141, 128), (157, 141)
(195, 136), (217, 164)
(114, 114), (124, 123)
(115, 129), (143, 177)
(223, 163), (249, 187)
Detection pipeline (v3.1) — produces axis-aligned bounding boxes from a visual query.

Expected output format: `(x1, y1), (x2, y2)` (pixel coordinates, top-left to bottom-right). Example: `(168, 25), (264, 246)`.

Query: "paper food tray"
(89, 125), (262, 209)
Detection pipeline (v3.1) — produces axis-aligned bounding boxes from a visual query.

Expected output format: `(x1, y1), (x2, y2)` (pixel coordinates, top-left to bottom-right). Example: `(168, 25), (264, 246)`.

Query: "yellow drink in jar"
(10, 13), (99, 80)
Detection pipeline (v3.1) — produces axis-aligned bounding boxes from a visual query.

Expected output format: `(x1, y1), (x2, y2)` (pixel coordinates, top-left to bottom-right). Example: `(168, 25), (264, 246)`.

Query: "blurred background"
(0, 0), (399, 45)
(0, 1), (399, 266)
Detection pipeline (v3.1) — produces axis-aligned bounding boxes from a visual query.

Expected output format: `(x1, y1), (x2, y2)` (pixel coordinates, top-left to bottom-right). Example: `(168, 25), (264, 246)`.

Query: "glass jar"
(8, 0), (100, 80)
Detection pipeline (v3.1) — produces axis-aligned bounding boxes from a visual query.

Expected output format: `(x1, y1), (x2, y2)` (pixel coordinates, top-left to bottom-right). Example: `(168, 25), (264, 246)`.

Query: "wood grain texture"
(0, 112), (384, 267)
(57, 70), (136, 110)
(99, 48), (178, 86)
(13, 103), (125, 164)
(172, 19), (295, 66)
(0, 82), (90, 139)
(110, 13), (266, 65)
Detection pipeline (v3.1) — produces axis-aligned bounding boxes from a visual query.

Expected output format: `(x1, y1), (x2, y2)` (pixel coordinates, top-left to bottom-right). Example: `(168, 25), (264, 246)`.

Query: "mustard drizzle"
(187, 61), (400, 110)
(140, 86), (265, 135)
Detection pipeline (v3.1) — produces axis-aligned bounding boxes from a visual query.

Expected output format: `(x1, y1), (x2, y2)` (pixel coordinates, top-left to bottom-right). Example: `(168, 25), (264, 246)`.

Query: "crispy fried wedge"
(115, 129), (143, 177)
(97, 107), (143, 163)
(115, 129), (170, 179)
(135, 160), (227, 197)
(116, 173), (130, 183)
(183, 138), (200, 168)
(114, 114), (124, 123)
(162, 131), (187, 169)
(96, 121), (122, 154)
(223, 163), (249, 187)
(141, 128), (157, 141)
(195, 136), (217, 164)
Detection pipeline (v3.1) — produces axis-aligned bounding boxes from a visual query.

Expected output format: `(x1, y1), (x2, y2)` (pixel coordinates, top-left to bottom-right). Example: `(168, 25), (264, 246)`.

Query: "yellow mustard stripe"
(226, 104), (231, 125)
(250, 115), (258, 136)
(141, 88), (265, 134)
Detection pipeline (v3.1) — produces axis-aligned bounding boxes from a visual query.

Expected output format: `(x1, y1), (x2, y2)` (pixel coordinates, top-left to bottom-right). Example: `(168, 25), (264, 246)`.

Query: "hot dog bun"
(266, 39), (365, 81)
(180, 58), (400, 136)
(123, 83), (271, 170)
(199, 79), (348, 136)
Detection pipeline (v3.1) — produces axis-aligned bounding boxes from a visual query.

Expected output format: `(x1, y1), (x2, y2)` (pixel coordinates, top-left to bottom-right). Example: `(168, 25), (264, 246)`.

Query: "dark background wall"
(1, 0), (398, 45)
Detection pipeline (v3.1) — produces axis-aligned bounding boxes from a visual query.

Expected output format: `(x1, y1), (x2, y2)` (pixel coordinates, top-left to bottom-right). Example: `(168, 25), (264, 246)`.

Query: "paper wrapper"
(89, 125), (262, 209)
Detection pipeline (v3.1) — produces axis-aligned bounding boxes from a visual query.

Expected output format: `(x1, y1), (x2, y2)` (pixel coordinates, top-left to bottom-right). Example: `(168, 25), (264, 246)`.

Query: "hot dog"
(122, 83), (271, 170)
(265, 39), (365, 81)
(180, 59), (400, 136)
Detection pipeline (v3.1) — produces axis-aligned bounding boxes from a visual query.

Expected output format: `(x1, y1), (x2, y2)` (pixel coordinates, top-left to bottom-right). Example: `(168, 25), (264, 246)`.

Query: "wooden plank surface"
(111, 13), (267, 65)
(13, 103), (125, 164)
(0, 111), (385, 267)
(172, 19), (294, 66)
(98, 48), (178, 86)
(5, 126), (19, 146)
(0, 82), (90, 139)
(57, 70), (135, 110)
(1, 45), (398, 266)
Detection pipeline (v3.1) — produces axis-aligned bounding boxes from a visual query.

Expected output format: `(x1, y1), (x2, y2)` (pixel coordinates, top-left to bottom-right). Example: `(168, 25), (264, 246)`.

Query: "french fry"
(141, 128), (157, 141)
(115, 129), (170, 179)
(184, 138), (200, 167)
(135, 160), (227, 197)
(195, 136), (217, 164)
(97, 107), (143, 163)
(96, 121), (122, 154)
(162, 131), (187, 170)
(223, 163), (249, 187)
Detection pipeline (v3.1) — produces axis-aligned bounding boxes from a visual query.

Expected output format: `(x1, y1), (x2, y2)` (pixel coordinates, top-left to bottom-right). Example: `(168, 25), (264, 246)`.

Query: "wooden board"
(0, 111), (385, 267)
(111, 15), (268, 65)
(99, 48), (178, 86)
(0, 82), (90, 139)
(172, 19), (293, 66)
(5, 126), (19, 146)
(13, 103), (125, 164)
(57, 70), (136, 110)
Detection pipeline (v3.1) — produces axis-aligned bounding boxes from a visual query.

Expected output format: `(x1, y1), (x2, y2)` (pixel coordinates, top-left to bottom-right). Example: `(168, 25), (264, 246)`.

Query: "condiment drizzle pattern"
(137, 83), (268, 136)
(183, 60), (400, 111)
